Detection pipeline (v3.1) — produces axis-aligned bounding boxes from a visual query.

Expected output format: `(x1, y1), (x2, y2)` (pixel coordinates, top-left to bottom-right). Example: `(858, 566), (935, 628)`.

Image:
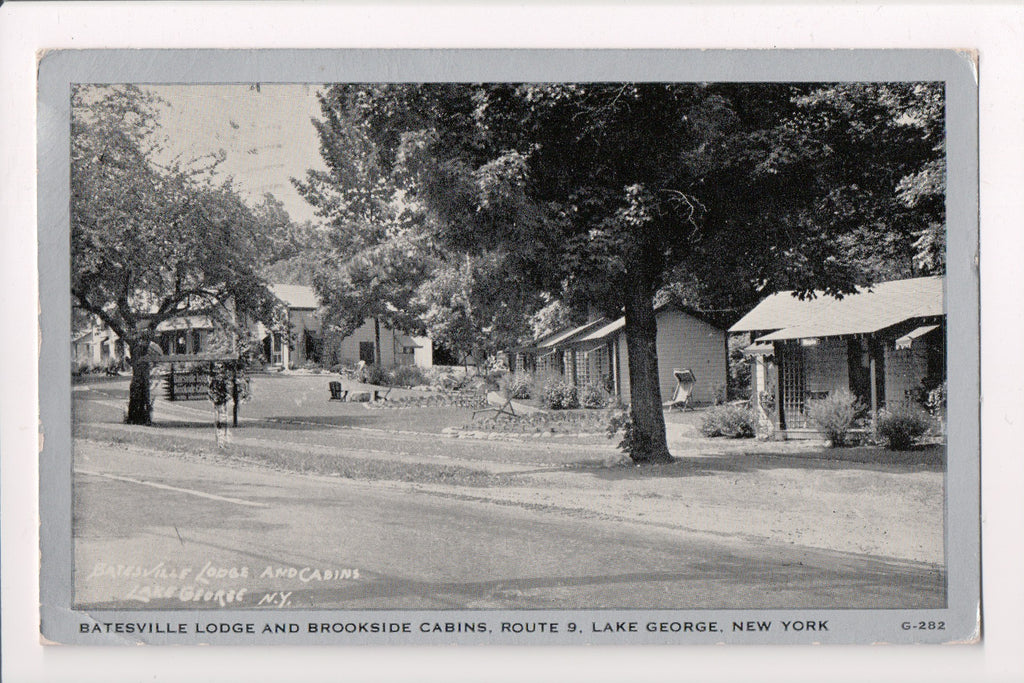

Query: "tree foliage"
(417, 252), (538, 366)
(71, 85), (277, 423)
(293, 88), (438, 359)
(297, 82), (945, 463)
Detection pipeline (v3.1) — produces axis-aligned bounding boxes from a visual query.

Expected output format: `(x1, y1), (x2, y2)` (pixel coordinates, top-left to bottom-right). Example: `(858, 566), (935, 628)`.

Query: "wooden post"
(751, 353), (760, 410)
(374, 317), (382, 367)
(231, 362), (239, 427)
(869, 342), (879, 435)
(168, 364), (175, 402)
(770, 345), (781, 430)
(612, 336), (621, 400)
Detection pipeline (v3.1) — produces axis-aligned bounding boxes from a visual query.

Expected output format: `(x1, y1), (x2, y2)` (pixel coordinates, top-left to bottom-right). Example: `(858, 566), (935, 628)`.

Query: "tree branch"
(71, 289), (127, 341)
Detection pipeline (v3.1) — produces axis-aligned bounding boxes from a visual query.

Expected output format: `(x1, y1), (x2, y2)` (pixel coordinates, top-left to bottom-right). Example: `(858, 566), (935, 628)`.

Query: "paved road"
(73, 441), (945, 611)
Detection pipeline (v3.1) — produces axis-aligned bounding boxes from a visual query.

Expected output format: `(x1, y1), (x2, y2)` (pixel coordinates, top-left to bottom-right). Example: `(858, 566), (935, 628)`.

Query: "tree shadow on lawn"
(584, 444), (946, 481)
(145, 414), (385, 431)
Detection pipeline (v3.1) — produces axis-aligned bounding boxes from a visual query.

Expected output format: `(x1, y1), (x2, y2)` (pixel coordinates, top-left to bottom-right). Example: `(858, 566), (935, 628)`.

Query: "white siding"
(616, 334), (631, 404)
(337, 319), (396, 366)
(612, 309), (727, 407)
(654, 310), (727, 405)
(412, 336), (433, 369)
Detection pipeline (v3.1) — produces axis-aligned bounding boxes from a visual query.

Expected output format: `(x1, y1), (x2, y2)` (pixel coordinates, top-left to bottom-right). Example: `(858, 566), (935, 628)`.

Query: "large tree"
(417, 251), (539, 370)
(71, 85), (276, 424)
(308, 82), (944, 463)
(293, 90), (437, 363)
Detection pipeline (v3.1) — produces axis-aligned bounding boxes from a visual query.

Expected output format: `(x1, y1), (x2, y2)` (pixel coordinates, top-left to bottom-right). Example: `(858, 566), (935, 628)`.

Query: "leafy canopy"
(71, 85), (277, 342)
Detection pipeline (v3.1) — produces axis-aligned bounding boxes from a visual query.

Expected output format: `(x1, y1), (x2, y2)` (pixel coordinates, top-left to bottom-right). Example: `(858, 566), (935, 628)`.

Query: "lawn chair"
(473, 395), (517, 420)
(663, 368), (696, 412)
(328, 381), (347, 401)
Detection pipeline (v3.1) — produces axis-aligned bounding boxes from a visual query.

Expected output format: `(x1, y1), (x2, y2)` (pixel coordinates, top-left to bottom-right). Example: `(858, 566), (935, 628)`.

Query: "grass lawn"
(76, 373), (477, 434)
(73, 374), (946, 563)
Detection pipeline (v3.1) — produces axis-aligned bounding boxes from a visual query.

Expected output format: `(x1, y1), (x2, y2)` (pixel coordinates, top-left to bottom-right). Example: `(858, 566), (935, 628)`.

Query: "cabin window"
(359, 342), (376, 364)
(174, 331), (188, 355)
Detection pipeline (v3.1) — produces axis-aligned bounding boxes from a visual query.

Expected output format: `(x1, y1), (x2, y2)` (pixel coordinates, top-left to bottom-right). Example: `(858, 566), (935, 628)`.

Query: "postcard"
(38, 49), (979, 645)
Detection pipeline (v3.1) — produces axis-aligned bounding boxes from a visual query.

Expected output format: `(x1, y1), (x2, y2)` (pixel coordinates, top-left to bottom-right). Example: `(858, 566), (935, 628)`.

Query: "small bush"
(925, 381), (946, 417)
(700, 404), (757, 438)
(606, 409), (652, 459)
(502, 372), (533, 400)
(542, 379), (579, 410)
(362, 364), (393, 387)
(877, 404), (932, 450)
(483, 370), (505, 392)
(580, 382), (609, 409)
(806, 389), (865, 447)
(391, 364), (426, 388)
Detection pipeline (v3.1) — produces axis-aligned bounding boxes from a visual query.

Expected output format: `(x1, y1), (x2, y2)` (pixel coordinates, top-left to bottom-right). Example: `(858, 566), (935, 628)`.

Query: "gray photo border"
(38, 49), (979, 645)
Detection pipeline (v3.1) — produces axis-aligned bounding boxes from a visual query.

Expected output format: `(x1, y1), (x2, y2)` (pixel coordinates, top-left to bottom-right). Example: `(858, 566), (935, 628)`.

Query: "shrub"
(877, 404), (932, 450)
(542, 379), (579, 410)
(806, 389), (865, 447)
(483, 370), (505, 392)
(422, 366), (453, 387)
(699, 404), (757, 438)
(925, 381), (947, 417)
(502, 372), (533, 400)
(446, 374), (471, 391)
(362, 364), (393, 387)
(606, 409), (652, 459)
(580, 382), (609, 409)
(391, 364), (426, 388)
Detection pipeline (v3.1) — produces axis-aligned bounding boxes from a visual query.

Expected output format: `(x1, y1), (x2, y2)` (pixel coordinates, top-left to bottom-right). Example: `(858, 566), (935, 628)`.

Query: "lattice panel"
(778, 341), (807, 428)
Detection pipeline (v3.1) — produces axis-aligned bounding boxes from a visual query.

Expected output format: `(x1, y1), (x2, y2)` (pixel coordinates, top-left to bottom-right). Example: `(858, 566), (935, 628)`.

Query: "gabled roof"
(270, 284), (320, 310)
(535, 318), (611, 350)
(729, 276), (944, 339)
(567, 303), (723, 346)
(396, 334), (422, 349)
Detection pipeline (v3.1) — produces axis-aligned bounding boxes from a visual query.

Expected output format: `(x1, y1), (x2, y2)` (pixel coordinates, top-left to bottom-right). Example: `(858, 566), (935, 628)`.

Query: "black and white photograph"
(34, 49), (980, 647)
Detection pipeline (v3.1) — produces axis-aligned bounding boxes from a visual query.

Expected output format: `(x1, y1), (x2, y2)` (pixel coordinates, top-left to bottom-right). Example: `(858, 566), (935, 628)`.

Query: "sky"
(142, 83), (327, 225)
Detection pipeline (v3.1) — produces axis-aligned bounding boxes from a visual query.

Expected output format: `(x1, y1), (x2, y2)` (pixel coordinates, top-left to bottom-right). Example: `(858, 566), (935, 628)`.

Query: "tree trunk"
(622, 282), (673, 464)
(373, 317), (382, 366)
(126, 336), (153, 425)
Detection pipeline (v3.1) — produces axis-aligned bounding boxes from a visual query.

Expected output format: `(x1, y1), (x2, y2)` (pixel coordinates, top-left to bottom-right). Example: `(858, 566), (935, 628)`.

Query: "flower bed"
(461, 408), (617, 436)
(365, 391), (489, 410)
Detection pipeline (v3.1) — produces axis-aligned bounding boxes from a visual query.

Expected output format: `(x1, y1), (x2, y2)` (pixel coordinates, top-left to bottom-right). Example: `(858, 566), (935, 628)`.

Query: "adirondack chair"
(328, 381), (347, 401)
(663, 368), (696, 411)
